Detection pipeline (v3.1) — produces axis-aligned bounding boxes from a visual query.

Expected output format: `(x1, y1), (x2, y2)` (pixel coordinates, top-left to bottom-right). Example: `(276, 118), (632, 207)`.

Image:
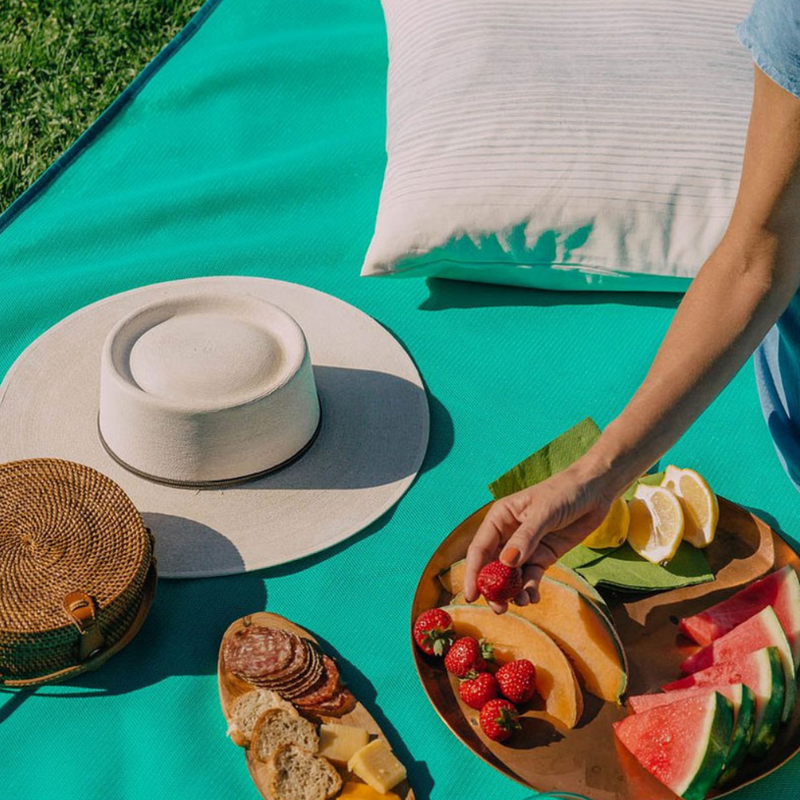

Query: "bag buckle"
(63, 592), (105, 661)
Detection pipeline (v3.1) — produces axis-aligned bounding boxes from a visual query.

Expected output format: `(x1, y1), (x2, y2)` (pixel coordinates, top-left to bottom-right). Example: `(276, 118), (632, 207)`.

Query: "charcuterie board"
(218, 611), (415, 800)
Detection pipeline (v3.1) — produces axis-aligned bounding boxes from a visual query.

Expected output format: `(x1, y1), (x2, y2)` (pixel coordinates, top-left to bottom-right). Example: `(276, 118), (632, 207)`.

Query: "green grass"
(0, 0), (200, 213)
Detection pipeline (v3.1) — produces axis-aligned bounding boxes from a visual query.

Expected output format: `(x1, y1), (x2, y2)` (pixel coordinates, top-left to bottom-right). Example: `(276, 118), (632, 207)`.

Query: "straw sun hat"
(0, 277), (429, 578)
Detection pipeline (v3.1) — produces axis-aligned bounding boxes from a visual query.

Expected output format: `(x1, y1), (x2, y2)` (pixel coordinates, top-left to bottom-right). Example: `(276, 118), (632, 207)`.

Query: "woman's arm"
(465, 67), (800, 613)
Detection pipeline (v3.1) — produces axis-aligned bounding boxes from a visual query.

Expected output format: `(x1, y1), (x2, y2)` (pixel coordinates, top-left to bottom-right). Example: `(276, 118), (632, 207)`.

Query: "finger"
(464, 537), (496, 603)
(464, 537), (497, 603)
(513, 589), (530, 607)
(527, 537), (561, 571)
(499, 510), (552, 568)
(520, 564), (546, 604)
(527, 516), (602, 568)
(464, 504), (514, 601)
(488, 599), (508, 615)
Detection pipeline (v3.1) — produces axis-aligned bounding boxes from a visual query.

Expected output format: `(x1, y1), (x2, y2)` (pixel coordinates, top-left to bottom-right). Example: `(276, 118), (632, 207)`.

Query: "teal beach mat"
(1, 1), (799, 797)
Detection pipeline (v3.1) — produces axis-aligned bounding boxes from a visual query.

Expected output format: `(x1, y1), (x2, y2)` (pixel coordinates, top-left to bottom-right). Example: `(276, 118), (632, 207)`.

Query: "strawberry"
(477, 560), (523, 603)
(413, 608), (455, 656)
(496, 659), (537, 704)
(444, 636), (494, 677)
(479, 698), (521, 742)
(458, 671), (498, 710)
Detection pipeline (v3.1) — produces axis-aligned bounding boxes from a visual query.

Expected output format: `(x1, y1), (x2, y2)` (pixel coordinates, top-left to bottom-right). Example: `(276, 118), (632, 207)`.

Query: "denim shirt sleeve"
(738, 0), (800, 98)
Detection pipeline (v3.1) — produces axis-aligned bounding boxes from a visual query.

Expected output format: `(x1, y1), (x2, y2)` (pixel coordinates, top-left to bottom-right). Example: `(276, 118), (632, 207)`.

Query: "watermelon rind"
(748, 647), (785, 757)
(760, 606), (796, 723)
(780, 565), (800, 666)
(663, 647), (784, 760)
(717, 684), (756, 786)
(766, 564), (800, 666)
(680, 565), (800, 667)
(615, 692), (732, 800)
(679, 693), (734, 800)
(628, 683), (756, 788)
(682, 605), (796, 723)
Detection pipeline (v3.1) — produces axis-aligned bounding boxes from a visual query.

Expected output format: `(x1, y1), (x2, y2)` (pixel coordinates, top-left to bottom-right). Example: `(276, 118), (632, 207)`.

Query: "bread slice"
(227, 689), (297, 747)
(267, 744), (342, 800)
(252, 708), (319, 762)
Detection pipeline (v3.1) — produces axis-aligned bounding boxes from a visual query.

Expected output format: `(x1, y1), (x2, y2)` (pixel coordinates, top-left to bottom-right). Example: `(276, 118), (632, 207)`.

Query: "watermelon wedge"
(614, 692), (733, 800)
(628, 684), (755, 784)
(680, 566), (800, 665)
(663, 646), (784, 758)
(679, 605), (796, 722)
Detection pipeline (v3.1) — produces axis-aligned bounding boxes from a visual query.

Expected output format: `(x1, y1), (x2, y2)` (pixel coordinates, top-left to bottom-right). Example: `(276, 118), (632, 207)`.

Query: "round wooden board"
(218, 611), (415, 800)
(412, 497), (800, 800)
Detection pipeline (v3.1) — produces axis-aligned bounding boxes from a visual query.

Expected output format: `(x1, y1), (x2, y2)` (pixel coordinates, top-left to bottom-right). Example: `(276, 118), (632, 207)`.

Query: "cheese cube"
(347, 738), (407, 794)
(318, 723), (370, 765)
(339, 782), (400, 799)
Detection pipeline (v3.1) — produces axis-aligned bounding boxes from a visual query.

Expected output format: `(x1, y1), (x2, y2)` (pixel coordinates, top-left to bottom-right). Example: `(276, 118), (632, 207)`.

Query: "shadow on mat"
(0, 690), (31, 724)
(134, 382), (452, 577)
(234, 370), (452, 490)
(0, 572), (268, 697)
(144, 512), (248, 576)
(364, 317), (455, 481)
(312, 632), (435, 800)
(0, 364), (454, 704)
(420, 278), (681, 312)
(254, 499), (404, 581)
(2, 493), (409, 696)
(746, 504), (792, 544)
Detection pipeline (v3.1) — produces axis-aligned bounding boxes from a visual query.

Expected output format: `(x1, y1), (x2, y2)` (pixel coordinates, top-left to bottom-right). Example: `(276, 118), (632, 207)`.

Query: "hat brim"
(0, 277), (429, 578)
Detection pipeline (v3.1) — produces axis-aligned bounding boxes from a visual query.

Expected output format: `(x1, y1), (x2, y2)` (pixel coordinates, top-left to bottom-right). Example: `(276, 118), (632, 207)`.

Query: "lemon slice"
(583, 496), (630, 549)
(661, 465), (719, 548)
(627, 484), (685, 565)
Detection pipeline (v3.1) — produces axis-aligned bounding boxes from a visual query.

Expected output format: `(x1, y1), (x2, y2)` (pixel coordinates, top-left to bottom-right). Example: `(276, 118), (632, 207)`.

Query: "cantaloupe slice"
(437, 559), (469, 595)
(438, 558), (610, 617)
(453, 576), (627, 703)
(549, 563), (611, 617)
(441, 604), (583, 729)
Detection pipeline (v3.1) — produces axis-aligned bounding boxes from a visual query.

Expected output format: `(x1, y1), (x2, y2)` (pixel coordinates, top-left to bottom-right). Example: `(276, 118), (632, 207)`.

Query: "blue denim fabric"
(740, 1), (800, 491)
(738, 0), (800, 99)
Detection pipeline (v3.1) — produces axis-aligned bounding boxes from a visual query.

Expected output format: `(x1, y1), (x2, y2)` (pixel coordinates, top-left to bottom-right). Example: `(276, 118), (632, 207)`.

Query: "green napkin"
(558, 544), (612, 571)
(489, 417), (602, 499)
(575, 542), (715, 592)
(488, 419), (714, 593)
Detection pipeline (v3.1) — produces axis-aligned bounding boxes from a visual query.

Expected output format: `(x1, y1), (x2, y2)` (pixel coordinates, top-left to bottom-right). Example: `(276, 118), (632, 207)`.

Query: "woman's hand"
(463, 458), (617, 613)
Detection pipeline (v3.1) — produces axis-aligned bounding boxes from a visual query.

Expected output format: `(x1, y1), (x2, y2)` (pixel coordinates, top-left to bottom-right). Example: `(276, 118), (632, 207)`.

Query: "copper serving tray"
(411, 497), (800, 799)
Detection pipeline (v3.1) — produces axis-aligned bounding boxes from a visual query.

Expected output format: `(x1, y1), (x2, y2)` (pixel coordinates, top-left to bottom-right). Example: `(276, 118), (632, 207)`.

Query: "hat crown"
(99, 291), (320, 485)
(129, 313), (284, 404)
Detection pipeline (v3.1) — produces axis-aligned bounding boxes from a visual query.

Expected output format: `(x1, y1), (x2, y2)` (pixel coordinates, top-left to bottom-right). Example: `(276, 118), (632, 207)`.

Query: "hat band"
(95, 398), (323, 490)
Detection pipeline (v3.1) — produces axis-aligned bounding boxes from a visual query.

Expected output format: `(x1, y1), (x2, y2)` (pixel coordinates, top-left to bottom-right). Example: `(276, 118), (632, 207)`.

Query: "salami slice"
(251, 635), (308, 684)
(253, 641), (322, 694)
(278, 649), (326, 699)
(269, 649), (318, 690)
(223, 626), (296, 681)
(301, 689), (357, 718)
(293, 656), (341, 707)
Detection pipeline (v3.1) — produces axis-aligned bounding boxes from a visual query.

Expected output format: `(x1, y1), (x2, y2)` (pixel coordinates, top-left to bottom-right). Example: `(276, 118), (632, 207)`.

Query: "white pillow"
(363, 0), (754, 292)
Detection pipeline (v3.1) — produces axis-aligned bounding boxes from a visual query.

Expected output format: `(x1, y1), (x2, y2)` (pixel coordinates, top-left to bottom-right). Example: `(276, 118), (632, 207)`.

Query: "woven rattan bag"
(0, 459), (156, 686)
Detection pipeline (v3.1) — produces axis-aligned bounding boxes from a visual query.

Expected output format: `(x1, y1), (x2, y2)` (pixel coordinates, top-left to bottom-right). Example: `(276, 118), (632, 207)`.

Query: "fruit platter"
(411, 475), (800, 800)
(219, 612), (414, 800)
